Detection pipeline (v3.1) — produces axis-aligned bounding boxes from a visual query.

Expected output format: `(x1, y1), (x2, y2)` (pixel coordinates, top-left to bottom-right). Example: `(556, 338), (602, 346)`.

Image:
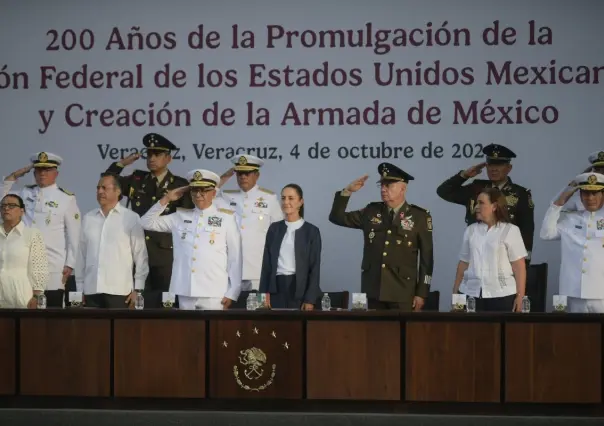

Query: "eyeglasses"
(0, 203), (20, 210)
(190, 188), (214, 195)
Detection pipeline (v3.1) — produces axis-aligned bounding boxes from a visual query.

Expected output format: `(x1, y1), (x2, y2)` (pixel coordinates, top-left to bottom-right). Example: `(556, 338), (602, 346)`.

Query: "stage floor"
(1, 399), (603, 426)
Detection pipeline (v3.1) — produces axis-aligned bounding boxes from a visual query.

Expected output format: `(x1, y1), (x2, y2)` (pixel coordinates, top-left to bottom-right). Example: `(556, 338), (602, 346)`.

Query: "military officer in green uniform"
(104, 133), (192, 308)
(329, 163), (434, 312)
(436, 144), (535, 260)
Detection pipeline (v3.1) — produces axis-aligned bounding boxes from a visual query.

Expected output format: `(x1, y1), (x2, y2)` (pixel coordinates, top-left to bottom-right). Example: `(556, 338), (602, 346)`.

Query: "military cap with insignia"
(588, 151), (604, 168)
(143, 133), (178, 152)
(31, 152), (62, 168)
(232, 154), (264, 172)
(378, 162), (414, 183)
(482, 144), (516, 165)
(574, 172), (604, 191)
(186, 169), (221, 188)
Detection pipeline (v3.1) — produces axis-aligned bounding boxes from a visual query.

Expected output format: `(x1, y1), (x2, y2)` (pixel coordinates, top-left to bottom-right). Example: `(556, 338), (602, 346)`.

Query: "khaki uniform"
(329, 192), (433, 311)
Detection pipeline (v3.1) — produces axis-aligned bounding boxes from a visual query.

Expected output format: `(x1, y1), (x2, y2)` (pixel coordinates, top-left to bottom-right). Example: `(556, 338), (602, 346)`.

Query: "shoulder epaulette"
(59, 187), (74, 196)
(365, 201), (384, 211)
(218, 207), (234, 215)
(258, 187), (274, 195)
(410, 204), (430, 214)
(176, 207), (193, 211)
(25, 184), (37, 189)
(223, 189), (240, 194)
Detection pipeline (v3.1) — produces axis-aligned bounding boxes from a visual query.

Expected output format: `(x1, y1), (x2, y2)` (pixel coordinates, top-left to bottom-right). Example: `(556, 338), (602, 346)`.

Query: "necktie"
(389, 209), (395, 224)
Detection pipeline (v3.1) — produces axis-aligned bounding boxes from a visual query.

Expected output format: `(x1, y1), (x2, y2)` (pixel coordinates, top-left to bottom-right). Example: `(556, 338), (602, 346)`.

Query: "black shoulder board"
(366, 201), (385, 211)
(410, 204), (430, 214)
(59, 187), (74, 196)
(25, 184), (37, 189)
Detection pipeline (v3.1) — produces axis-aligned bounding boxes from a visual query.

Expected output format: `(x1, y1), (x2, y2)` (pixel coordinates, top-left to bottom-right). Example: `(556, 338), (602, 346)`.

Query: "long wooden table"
(0, 309), (601, 404)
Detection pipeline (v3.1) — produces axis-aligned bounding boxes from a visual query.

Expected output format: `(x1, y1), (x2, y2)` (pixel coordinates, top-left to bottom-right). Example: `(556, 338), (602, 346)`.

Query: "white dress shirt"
(75, 203), (148, 295)
(0, 221), (50, 307)
(140, 202), (242, 300)
(277, 219), (305, 276)
(216, 185), (283, 283)
(3, 180), (81, 290)
(540, 204), (604, 299)
(458, 222), (528, 298)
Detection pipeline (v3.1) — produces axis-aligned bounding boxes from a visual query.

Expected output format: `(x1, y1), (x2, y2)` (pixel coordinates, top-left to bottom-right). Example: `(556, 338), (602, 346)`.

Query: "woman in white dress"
(0, 194), (49, 308)
(452, 188), (528, 312)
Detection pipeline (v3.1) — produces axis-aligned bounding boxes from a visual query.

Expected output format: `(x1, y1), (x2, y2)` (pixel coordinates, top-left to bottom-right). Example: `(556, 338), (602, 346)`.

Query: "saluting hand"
(461, 162), (487, 179)
(345, 174), (369, 193)
(120, 153), (141, 167)
(218, 168), (235, 188)
(162, 186), (189, 204)
(554, 185), (579, 206)
(6, 164), (33, 181)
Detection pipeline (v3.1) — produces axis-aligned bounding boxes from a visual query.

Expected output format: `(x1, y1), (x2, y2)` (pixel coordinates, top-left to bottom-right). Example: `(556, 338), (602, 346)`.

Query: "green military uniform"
(104, 133), (192, 308)
(329, 163), (434, 311)
(436, 144), (535, 257)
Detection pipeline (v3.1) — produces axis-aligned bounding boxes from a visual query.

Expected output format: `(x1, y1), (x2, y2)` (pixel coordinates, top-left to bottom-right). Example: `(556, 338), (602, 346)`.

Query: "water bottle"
(521, 296), (530, 313)
(134, 291), (144, 310)
(37, 293), (47, 309)
(321, 293), (331, 311)
(246, 294), (256, 310)
(466, 296), (476, 313)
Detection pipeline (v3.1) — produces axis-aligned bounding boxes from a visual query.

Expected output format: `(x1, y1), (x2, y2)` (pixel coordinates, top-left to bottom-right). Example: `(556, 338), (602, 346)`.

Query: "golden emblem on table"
(225, 326), (290, 392)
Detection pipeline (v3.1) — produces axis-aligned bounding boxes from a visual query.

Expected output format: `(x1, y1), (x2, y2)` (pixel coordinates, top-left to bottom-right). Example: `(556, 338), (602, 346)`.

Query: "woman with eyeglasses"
(0, 194), (49, 308)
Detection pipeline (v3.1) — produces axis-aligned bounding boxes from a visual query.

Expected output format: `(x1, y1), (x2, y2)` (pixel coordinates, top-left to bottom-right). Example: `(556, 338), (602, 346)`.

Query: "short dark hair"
(479, 188), (510, 223)
(1, 194), (25, 209)
(282, 183), (304, 218)
(99, 173), (123, 200)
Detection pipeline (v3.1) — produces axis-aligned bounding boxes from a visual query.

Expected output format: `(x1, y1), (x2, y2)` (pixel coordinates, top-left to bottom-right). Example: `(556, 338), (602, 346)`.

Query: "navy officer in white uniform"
(140, 169), (242, 310)
(551, 150), (604, 212)
(3, 152), (81, 308)
(216, 155), (282, 291)
(541, 172), (604, 313)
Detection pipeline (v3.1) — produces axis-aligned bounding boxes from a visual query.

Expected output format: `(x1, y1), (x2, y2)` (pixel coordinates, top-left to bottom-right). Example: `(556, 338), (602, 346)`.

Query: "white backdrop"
(1, 0), (602, 310)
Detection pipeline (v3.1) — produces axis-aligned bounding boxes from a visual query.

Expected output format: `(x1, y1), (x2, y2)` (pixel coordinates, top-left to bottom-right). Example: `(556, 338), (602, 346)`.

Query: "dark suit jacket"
(258, 220), (322, 304)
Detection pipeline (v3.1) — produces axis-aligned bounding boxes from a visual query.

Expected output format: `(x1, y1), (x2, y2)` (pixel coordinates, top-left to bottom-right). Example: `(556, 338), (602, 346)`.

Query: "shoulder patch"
(223, 189), (241, 194)
(527, 189), (534, 208)
(59, 187), (74, 196)
(25, 184), (37, 189)
(410, 204), (430, 214)
(258, 187), (275, 195)
(218, 207), (234, 215)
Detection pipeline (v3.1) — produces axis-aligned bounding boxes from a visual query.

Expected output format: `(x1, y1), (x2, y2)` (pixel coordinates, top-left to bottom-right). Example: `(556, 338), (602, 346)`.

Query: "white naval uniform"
(540, 204), (604, 313)
(3, 180), (81, 291)
(216, 185), (282, 290)
(140, 201), (242, 310)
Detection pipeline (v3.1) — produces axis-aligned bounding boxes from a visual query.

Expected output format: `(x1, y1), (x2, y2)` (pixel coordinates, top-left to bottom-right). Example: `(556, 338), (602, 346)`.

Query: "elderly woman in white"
(0, 194), (49, 308)
(453, 188), (528, 312)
